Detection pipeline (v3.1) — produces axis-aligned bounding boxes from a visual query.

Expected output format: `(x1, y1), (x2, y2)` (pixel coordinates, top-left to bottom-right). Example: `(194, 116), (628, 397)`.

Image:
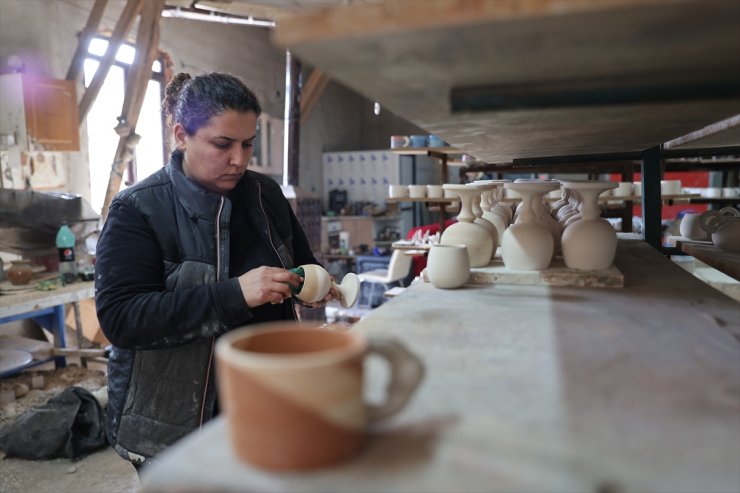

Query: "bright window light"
(87, 38), (136, 65)
(83, 45), (165, 214)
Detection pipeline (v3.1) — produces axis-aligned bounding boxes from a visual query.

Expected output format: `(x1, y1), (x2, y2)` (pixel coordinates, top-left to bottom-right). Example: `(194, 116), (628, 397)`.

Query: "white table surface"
(142, 239), (740, 493)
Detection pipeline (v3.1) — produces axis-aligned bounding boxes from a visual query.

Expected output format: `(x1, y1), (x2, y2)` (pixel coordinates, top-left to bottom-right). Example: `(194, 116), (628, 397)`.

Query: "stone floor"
(0, 445), (139, 493)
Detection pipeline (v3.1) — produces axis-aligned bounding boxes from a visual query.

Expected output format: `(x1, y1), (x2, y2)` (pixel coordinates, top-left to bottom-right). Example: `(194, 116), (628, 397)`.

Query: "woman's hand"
(237, 266), (301, 307)
(299, 285), (337, 308)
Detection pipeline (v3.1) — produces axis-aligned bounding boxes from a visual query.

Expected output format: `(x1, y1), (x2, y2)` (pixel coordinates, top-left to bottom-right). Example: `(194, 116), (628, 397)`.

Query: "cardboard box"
(65, 298), (110, 347)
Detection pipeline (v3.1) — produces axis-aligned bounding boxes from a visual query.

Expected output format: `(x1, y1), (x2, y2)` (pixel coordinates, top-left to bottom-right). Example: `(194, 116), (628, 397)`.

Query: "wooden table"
(0, 280), (95, 376)
(668, 235), (740, 282)
(141, 239), (740, 493)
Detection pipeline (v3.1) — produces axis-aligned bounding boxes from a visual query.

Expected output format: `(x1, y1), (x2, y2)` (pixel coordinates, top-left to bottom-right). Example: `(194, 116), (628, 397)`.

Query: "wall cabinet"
(0, 73), (80, 152)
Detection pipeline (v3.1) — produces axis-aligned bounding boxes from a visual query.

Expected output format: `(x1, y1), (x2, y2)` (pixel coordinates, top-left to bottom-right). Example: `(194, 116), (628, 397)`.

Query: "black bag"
(0, 386), (106, 460)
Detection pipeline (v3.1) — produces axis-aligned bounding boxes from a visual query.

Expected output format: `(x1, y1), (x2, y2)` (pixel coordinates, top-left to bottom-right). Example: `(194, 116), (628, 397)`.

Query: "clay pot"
(427, 244), (470, 289)
(7, 260), (33, 286)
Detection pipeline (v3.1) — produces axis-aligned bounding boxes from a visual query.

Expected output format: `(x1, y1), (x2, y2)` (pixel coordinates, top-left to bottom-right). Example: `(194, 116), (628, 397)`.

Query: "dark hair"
(162, 72), (262, 135)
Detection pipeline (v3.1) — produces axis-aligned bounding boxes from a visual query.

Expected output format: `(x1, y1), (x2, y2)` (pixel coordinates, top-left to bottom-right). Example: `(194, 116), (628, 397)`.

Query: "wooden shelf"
(670, 236), (740, 282)
(390, 147), (463, 156)
(385, 197), (458, 204)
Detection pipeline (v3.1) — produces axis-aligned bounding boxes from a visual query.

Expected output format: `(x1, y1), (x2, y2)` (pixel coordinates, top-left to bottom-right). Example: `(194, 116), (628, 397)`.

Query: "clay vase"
(441, 184), (494, 268)
(700, 207), (740, 252)
(466, 183), (499, 258)
(491, 184), (514, 225)
(7, 260), (33, 286)
(514, 179), (562, 255)
(550, 188), (571, 219)
(427, 244), (470, 289)
(679, 212), (710, 241)
(561, 180), (619, 270)
(474, 180), (508, 243)
(292, 264), (360, 308)
(500, 182), (555, 270)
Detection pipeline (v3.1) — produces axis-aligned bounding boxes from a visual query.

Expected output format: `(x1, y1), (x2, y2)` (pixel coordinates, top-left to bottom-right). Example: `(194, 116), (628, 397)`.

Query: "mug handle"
(719, 207), (740, 217)
(365, 337), (424, 422)
(699, 210), (722, 234)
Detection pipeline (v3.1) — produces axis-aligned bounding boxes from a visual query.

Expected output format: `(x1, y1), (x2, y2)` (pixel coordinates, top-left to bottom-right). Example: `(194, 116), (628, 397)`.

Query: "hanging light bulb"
(373, 101), (381, 116)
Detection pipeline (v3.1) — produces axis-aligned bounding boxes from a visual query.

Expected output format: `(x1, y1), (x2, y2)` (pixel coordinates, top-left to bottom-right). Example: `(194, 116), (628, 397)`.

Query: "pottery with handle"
(700, 207), (740, 252)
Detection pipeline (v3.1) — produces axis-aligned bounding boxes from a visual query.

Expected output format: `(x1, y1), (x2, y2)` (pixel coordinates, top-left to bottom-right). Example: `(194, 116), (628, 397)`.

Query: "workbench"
(0, 281), (95, 376)
(140, 239), (740, 493)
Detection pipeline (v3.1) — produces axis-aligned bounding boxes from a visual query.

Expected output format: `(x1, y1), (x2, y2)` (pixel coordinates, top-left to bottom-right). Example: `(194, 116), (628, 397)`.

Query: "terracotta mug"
(216, 323), (425, 471)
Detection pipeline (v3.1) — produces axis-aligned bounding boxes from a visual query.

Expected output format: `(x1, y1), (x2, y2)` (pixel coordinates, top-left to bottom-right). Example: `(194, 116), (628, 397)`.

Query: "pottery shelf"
(273, 0), (740, 251)
(667, 235), (740, 282)
(385, 197), (458, 204)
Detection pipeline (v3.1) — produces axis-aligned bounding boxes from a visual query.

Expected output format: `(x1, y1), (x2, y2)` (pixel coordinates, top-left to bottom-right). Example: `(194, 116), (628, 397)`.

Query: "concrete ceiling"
(165, 0), (380, 22)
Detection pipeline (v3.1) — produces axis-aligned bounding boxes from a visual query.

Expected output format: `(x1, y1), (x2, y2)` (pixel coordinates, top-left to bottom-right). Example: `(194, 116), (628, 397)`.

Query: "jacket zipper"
(256, 183), (298, 321)
(199, 197), (225, 429)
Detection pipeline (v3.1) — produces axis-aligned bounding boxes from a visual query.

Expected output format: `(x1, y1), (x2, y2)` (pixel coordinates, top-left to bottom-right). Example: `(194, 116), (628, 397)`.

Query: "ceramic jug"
(679, 212), (710, 241)
(699, 207), (740, 252)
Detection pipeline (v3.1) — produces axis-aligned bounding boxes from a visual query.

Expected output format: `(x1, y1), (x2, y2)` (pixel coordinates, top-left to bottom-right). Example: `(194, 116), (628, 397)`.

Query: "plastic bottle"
(56, 222), (78, 284)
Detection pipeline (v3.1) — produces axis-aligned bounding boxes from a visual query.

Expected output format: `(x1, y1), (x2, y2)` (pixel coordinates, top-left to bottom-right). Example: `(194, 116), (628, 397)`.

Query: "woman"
(95, 72), (333, 469)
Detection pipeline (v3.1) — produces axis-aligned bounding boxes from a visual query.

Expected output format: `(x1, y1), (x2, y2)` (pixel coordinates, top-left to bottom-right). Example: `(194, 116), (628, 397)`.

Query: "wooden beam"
(66, 0), (108, 82)
(300, 69), (330, 125)
(77, 0), (143, 124)
(101, 0), (165, 220)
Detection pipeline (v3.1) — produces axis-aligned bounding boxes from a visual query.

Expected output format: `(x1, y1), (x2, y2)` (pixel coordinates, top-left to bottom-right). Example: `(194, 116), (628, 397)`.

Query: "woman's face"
(174, 110), (258, 195)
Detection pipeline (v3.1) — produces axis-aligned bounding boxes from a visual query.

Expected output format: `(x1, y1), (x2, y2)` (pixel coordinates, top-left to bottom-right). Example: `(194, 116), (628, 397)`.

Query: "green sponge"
(288, 267), (305, 294)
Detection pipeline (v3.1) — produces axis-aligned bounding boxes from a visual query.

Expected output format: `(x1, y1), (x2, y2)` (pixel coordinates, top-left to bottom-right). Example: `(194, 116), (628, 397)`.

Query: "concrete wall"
(0, 0), (424, 209)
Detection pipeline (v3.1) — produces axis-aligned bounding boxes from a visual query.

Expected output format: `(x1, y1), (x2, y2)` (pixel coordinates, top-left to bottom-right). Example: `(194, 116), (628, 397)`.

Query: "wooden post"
(77, 0), (143, 123)
(100, 0), (165, 219)
(66, 0), (108, 82)
(300, 69), (330, 125)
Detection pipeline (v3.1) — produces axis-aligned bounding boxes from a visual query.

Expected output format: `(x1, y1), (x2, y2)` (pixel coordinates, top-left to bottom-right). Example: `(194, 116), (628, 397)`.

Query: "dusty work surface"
(0, 366), (139, 493)
(141, 239), (740, 493)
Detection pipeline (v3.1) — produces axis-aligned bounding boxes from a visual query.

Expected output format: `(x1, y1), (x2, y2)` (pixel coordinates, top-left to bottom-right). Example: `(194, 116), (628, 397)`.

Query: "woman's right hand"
(237, 266), (301, 307)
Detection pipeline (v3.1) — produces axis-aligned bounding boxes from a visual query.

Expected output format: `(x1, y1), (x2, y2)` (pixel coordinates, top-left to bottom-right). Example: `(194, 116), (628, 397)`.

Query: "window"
(83, 37), (166, 214)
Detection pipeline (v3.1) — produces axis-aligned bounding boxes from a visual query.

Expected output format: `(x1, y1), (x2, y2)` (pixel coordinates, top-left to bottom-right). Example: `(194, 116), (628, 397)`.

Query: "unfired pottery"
(294, 264), (359, 308)
(560, 180), (618, 270)
(700, 207), (740, 252)
(427, 244), (470, 289)
(441, 184), (494, 268)
(679, 212), (710, 241)
(501, 182), (555, 270)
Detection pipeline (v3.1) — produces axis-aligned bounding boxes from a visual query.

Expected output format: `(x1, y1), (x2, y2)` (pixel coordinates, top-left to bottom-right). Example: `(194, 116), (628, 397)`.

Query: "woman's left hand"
(298, 281), (338, 308)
